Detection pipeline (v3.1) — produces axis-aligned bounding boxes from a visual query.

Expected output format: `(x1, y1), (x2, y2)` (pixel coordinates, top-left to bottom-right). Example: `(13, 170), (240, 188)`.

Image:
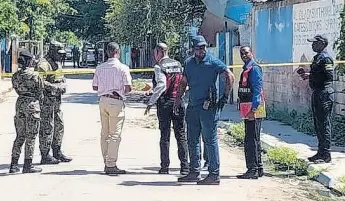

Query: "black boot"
(197, 174), (220, 185)
(9, 157), (20, 174)
(158, 168), (169, 174)
(177, 172), (201, 182)
(53, 147), (72, 163)
(237, 169), (259, 179)
(308, 152), (331, 163)
(22, 159), (42, 173)
(41, 152), (60, 165)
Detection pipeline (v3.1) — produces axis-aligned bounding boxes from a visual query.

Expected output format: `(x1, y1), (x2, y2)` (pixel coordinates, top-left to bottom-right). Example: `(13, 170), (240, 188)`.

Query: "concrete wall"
(245, 0), (345, 114)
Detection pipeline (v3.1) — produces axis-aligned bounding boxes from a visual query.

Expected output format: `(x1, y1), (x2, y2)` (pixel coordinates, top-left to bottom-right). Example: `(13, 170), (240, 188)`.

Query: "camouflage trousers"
(11, 104), (40, 160)
(39, 97), (64, 155)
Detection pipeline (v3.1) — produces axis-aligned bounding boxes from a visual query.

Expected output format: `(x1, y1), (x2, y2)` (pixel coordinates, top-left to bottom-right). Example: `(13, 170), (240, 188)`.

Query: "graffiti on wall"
(293, 0), (344, 65)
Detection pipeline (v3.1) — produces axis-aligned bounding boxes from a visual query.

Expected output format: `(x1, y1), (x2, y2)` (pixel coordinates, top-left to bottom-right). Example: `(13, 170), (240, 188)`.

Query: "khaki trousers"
(99, 96), (125, 167)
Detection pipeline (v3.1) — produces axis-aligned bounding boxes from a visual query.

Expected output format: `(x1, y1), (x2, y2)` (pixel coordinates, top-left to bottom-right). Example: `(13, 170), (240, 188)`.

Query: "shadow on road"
(118, 180), (183, 187)
(42, 169), (104, 176)
(139, 167), (181, 172)
(0, 164), (10, 171)
(63, 93), (99, 104)
(65, 74), (94, 80)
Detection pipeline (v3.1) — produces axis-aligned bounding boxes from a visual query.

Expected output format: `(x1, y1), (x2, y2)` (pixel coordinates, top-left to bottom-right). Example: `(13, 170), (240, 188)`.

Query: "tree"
(15, 0), (74, 40)
(55, 0), (108, 43)
(0, 0), (21, 39)
(336, 5), (345, 75)
(52, 30), (82, 46)
(105, 0), (206, 57)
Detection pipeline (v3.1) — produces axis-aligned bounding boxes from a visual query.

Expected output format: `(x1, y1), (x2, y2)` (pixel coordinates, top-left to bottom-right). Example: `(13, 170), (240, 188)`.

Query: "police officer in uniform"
(144, 43), (189, 175)
(9, 51), (44, 174)
(298, 35), (334, 163)
(236, 46), (264, 179)
(37, 41), (72, 164)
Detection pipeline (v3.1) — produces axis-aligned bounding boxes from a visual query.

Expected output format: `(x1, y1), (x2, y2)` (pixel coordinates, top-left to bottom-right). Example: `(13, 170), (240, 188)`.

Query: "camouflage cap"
(49, 41), (66, 54)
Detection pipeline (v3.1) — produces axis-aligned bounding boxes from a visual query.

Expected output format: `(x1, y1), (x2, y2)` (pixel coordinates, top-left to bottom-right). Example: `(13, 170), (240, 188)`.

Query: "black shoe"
(237, 169), (259, 179)
(53, 147), (72, 163)
(258, 168), (264, 177)
(308, 152), (331, 163)
(41, 154), (60, 165)
(177, 172), (201, 182)
(158, 168), (169, 174)
(9, 157), (20, 174)
(22, 159), (42, 174)
(197, 174), (220, 185)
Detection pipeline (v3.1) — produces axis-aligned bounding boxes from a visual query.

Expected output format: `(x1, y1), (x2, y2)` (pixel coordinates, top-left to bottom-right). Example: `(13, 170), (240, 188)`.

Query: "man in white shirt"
(92, 42), (132, 174)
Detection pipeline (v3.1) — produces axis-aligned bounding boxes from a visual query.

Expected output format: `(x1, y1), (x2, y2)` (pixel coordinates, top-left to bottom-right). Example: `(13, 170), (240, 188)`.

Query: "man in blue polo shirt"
(175, 35), (234, 185)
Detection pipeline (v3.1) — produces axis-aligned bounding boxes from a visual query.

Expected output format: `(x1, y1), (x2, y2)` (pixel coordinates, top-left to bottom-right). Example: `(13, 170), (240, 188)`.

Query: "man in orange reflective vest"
(236, 46), (264, 179)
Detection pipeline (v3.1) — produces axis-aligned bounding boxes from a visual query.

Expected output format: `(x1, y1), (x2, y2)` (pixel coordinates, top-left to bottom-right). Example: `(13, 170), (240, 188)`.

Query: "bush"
(226, 121), (245, 143)
(267, 147), (298, 170)
(267, 106), (345, 146)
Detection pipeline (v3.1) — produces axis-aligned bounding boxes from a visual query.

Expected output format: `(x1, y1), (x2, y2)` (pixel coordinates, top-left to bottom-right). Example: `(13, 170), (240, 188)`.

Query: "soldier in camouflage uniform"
(37, 41), (72, 164)
(9, 51), (44, 174)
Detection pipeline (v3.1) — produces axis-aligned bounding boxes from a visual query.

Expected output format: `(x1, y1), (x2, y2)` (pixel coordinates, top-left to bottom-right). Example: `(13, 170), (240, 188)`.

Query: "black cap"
(19, 50), (34, 59)
(307, 34), (328, 43)
(191, 35), (208, 47)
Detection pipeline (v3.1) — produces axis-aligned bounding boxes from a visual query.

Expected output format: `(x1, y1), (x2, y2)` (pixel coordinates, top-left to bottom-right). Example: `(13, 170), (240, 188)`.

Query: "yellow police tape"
(1, 60), (345, 77)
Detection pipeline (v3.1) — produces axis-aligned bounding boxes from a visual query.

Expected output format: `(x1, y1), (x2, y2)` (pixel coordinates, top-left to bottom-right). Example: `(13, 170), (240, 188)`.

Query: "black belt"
(102, 94), (123, 100)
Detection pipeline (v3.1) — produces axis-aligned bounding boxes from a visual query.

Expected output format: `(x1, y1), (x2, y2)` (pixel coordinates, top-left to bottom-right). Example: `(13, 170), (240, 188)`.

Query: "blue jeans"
(186, 105), (220, 176)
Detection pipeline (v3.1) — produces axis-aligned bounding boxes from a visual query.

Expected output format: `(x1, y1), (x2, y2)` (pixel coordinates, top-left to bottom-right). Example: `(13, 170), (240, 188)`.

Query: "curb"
(260, 133), (343, 195)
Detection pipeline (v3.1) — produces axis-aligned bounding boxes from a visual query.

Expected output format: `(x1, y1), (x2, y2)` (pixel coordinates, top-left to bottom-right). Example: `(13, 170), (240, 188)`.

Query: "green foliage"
(0, 0), (20, 39)
(55, 0), (107, 42)
(16, 0), (75, 40)
(335, 4), (345, 75)
(266, 106), (315, 135)
(105, 0), (206, 57)
(226, 121), (245, 143)
(267, 106), (345, 146)
(52, 31), (81, 46)
(267, 147), (298, 169)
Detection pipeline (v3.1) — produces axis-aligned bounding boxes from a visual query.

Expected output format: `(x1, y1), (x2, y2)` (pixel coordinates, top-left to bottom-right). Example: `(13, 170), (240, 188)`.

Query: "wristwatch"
(251, 108), (257, 112)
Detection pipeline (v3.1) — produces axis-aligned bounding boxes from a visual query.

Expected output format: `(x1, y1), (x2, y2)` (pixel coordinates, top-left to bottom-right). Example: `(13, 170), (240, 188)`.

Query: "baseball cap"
(192, 35), (208, 47)
(307, 34), (328, 43)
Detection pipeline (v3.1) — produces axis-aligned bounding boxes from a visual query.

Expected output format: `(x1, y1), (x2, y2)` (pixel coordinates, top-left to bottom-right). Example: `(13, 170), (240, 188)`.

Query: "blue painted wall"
(225, 0), (252, 25)
(255, 6), (293, 63)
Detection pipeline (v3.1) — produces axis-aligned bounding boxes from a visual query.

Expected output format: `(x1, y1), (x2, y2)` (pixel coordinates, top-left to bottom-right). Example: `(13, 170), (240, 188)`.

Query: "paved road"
(0, 78), (314, 201)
